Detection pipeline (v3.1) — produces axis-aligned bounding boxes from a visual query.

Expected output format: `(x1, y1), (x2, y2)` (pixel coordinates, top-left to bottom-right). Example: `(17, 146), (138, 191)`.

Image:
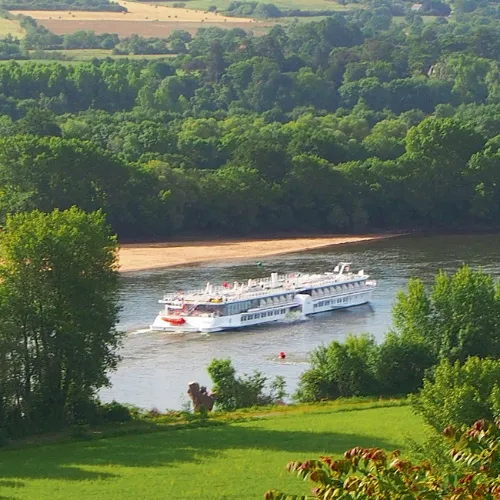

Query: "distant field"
(0, 402), (427, 500)
(393, 15), (441, 24)
(0, 17), (25, 38)
(35, 18), (265, 36)
(0, 49), (175, 64)
(58, 48), (176, 58)
(153, 0), (356, 12)
(39, 48), (176, 58)
(7, 0), (270, 36)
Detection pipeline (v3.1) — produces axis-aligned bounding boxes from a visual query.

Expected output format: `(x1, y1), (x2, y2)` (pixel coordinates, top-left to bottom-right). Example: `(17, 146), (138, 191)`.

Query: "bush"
(265, 419), (500, 499)
(207, 358), (287, 411)
(411, 356), (500, 432)
(376, 332), (435, 396)
(99, 401), (133, 422)
(0, 427), (9, 447)
(295, 334), (380, 403)
(69, 423), (91, 440)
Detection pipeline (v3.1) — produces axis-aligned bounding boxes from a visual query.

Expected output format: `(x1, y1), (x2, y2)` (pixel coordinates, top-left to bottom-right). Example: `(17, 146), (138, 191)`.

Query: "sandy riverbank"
(118, 234), (397, 273)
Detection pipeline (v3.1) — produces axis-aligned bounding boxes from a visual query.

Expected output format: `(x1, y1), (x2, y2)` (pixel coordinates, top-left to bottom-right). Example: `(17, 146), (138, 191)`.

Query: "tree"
(376, 333), (435, 396)
(391, 266), (500, 362)
(0, 208), (121, 436)
(412, 357), (500, 431)
(295, 334), (380, 402)
(0, 135), (132, 233)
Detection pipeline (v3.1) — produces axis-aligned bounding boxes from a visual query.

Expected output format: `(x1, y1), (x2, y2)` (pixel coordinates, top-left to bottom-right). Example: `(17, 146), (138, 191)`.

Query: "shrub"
(376, 332), (435, 396)
(69, 423), (91, 440)
(207, 358), (287, 411)
(99, 401), (133, 422)
(265, 419), (500, 499)
(411, 356), (500, 432)
(0, 427), (8, 447)
(294, 334), (380, 402)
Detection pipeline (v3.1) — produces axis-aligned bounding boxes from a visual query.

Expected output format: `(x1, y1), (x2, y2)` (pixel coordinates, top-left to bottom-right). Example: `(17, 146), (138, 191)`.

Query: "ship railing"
(161, 275), (371, 302)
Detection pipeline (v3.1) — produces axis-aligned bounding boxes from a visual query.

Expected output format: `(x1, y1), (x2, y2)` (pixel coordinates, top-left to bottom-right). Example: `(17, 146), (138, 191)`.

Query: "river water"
(100, 233), (500, 410)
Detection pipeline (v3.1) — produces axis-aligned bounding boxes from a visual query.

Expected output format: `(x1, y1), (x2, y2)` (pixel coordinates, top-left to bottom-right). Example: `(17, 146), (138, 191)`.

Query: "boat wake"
(278, 314), (308, 324)
(131, 328), (150, 335)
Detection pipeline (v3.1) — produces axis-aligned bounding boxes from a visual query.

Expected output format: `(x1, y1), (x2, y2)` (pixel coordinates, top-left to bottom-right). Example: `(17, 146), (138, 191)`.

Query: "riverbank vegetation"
(264, 264), (500, 497)
(295, 266), (500, 427)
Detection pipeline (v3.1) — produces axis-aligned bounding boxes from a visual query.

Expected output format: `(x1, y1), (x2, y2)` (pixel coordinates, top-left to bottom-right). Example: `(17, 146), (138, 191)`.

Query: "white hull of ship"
(150, 287), (374, 333)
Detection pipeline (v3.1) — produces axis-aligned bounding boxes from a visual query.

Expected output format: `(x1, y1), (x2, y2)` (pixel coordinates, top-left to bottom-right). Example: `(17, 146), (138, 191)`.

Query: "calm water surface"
(100, 233), (500, 410)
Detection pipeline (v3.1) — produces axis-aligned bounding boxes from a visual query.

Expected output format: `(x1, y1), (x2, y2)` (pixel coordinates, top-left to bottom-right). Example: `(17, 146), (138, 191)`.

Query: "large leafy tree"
(0, 135), (132, 233)
(391, 265), (500, 362)
(0, 207), (121, 435)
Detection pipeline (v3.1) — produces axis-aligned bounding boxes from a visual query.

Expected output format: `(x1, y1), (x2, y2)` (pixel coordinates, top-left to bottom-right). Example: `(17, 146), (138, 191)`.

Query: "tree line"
(1, 0), (125, 11)
(0, 10), (499, 238)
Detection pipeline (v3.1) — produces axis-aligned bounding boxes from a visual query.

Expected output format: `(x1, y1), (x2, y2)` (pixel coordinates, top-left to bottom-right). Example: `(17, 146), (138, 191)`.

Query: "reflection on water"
(100, 233), (500, 410)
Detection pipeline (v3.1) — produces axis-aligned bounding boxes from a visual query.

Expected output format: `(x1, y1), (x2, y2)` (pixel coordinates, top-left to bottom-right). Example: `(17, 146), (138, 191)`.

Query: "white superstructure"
(150, 263), (376, 333)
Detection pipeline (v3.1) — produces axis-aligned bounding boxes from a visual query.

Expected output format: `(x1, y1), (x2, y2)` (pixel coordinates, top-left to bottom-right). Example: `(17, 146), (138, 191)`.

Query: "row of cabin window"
(313, 282), (363, 294)
(314, 297), (350, 308)
(241, 309), (287, 322)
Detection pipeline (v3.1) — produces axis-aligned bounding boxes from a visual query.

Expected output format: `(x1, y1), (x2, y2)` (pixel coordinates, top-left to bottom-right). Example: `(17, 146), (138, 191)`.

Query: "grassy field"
(393, 15), (441, 24)
(0, 50), (175, 65)
(0, 401), (428, 500)
(154, 0), (356, 12)
(0, 17), (25, 38)
(39, 49), (176, 60)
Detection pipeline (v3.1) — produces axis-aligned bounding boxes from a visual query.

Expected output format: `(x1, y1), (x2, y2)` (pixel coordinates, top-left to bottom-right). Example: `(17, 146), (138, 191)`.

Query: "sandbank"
(118, 234), (396, 273)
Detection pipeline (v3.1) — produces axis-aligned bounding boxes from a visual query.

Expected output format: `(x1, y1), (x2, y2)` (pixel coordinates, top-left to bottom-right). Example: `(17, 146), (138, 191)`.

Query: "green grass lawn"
(0, 402), (428, 500)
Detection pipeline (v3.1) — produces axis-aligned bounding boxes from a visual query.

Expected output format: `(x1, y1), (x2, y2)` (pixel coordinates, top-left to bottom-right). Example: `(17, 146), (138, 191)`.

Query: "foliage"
(296, 265), (500, 403)
(295, 334), (379, 402)
(266, 419), (500, 499)
(376, 332), (435, 396)
(0, 207), (122, 437)
(99, 401), (133, 423)
(392, 265), (500, 362)
(411, 357), (500, 432)
(0, 12), (498, 237)
(223, 1), (345, 18)
(207, 358), (287, 411)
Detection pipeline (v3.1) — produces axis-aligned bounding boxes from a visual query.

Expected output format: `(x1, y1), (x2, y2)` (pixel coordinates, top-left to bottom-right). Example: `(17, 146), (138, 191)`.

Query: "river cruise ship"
(149, 263), (376, 333)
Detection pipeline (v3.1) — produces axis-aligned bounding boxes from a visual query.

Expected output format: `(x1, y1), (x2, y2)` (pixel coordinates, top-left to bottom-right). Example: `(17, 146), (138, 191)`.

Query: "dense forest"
(0, 3), (500, 237)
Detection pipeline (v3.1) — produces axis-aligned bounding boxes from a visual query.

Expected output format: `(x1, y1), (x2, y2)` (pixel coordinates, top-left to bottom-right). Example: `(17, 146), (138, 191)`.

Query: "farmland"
(0, 17), (25, 37)
(8, 0), (268, 36)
